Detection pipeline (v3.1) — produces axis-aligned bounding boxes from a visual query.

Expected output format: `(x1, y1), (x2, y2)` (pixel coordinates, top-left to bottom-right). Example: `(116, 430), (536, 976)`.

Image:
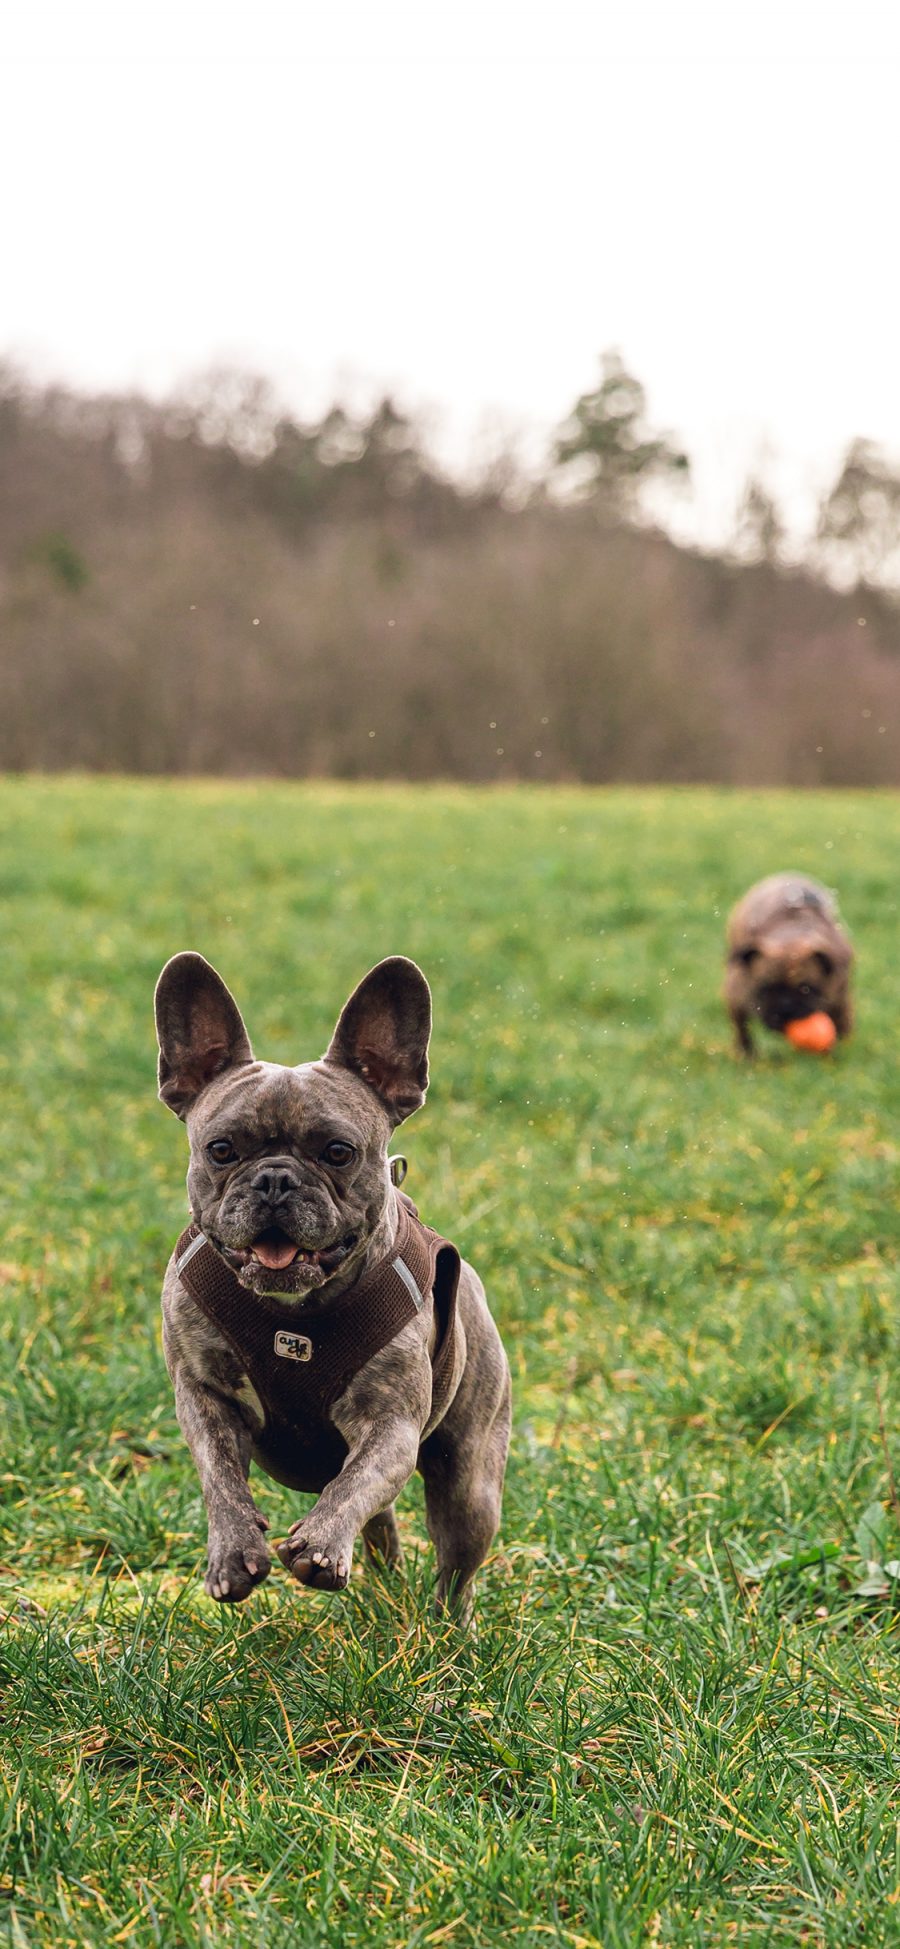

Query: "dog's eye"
(321, 1141), (356, 1168)
(207, 1139), (236, 1165)
(736, 947), (760, 967)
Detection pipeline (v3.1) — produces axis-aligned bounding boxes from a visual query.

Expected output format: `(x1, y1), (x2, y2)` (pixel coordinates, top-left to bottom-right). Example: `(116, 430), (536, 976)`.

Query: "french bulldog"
(724, 873), (854, 1056)
(155, 952), (511, 1624)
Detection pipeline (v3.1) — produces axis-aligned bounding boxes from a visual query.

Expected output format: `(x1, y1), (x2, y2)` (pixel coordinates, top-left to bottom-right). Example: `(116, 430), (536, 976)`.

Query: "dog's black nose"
(250, 1162), (297, 1203)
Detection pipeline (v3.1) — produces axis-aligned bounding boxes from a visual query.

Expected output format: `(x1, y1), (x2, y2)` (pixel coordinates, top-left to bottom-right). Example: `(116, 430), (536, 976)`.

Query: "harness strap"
(173, 1194), (461, 1432)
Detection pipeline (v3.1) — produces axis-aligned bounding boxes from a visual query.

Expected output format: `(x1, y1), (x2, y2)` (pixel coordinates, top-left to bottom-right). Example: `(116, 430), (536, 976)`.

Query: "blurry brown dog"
(724, 873), (853, 1056)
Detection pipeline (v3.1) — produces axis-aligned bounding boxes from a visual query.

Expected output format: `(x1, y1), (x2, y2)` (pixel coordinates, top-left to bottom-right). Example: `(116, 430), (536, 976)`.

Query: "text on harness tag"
(274, 1330), (313, 1362)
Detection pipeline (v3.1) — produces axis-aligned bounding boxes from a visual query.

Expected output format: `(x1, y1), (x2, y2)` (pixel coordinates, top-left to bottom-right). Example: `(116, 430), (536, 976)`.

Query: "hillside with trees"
(2, 356), (899, 782)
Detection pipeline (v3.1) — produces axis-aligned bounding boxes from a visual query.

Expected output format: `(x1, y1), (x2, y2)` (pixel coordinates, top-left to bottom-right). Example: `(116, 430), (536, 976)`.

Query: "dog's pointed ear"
(155, 953), (253, 1118)
(324, 957), (431, 1126)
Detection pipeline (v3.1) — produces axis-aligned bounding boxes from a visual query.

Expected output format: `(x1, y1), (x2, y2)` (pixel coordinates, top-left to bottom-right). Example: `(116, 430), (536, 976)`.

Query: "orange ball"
(784, 1012), (837, 1052)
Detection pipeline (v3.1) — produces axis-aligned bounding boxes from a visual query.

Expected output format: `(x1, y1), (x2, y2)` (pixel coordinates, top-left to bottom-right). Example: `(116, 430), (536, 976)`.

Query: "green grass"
(3, 779), (900, 1946)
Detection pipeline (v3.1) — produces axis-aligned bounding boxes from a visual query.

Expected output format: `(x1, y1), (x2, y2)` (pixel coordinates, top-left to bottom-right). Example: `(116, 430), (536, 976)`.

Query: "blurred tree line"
(1, 354), (899, 781)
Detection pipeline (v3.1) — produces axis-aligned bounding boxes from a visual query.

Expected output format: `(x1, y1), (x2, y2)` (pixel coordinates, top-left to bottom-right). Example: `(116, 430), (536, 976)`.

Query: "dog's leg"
(277, 1417), (420, 1591)
(832, 995), (853, 1040)
(173, 1370), (271, 1602)
(363, 1507), (403, 1569)
(420, 1373), (512, 1627)
(730, 1006), (754, 1057)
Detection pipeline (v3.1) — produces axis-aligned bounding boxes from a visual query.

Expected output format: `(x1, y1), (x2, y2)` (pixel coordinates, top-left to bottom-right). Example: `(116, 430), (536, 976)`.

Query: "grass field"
(3, 779), (900, 1947)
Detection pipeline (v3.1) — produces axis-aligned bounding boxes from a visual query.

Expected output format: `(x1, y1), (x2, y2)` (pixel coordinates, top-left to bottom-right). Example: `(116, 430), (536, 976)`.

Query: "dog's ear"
(325, 957), (431, 1126)
(155, 953), (253, 1118)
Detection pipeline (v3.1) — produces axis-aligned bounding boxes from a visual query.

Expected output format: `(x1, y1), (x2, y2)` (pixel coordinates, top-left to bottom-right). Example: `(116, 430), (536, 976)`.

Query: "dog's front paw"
(205, 1522), (271, 1603)
(277, 1520), (353, 1591)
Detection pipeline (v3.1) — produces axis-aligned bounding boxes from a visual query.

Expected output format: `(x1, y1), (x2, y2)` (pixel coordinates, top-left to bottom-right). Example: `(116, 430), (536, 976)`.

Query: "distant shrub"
(26, 531), (89, 593)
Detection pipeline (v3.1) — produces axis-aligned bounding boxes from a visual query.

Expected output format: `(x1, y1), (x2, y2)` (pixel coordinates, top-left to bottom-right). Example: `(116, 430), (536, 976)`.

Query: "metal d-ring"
(389, 1154), (408, 1187)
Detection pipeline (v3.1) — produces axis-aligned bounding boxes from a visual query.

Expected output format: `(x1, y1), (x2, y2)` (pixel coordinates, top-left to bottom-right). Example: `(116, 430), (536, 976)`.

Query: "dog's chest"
(251, 1411), (350, 1494)
(193, 1330), (351, 1491)
(172, 1210), (462, 1486)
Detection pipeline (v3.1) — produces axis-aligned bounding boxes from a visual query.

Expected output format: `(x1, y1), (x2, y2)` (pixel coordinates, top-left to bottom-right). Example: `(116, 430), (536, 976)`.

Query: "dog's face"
(155, 954), (431, 1302)
(732, 943), (836, 1031)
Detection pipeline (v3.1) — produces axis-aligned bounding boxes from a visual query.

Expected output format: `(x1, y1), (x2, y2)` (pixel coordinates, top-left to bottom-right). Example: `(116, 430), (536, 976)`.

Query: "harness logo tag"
(274, 1330), (313, 1363)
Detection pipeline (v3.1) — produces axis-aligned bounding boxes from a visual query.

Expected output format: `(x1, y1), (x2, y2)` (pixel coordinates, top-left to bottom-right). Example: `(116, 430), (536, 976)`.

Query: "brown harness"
(173, 1194), (461, 1488)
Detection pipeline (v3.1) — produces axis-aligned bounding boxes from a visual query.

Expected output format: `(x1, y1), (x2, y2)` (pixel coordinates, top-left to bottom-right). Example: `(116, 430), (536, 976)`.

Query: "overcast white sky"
(4, 0), (900, 546)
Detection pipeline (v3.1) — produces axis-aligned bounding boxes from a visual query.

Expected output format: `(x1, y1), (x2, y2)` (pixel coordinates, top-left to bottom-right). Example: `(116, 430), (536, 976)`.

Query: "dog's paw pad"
(277, 1537), (350, 1590)
(205, 1532), (271, 1604)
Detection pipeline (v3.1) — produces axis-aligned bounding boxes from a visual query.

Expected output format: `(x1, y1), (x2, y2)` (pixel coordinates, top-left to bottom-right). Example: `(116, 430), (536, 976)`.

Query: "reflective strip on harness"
(175, 1229), (209, 1277)
(392, 1255), (425, 1310)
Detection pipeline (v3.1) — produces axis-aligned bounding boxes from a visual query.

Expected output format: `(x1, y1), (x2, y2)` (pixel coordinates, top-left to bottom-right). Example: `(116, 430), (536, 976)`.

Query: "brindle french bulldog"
(155, 953), (511, 1623)
(724, 873), (854, 1056)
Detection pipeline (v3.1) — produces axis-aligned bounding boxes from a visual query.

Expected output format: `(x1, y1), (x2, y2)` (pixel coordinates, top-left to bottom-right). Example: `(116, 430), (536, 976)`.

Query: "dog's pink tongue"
(252, 1239), (299, 1270)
